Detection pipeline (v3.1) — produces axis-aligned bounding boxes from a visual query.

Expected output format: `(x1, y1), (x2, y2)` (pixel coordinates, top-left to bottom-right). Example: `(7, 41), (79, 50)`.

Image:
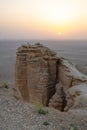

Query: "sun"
(56, 32), (63, 38)
(58, 32), (62, 35)
(56, 32), (63, 36)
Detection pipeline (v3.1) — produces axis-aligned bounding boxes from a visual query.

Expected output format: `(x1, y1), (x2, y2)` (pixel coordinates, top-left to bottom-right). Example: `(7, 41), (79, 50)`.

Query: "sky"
(0, 0), (87, 40)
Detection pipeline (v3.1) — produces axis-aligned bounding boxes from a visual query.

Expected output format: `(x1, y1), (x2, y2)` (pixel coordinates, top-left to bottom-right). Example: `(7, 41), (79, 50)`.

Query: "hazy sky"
(0, 0), (87, 40)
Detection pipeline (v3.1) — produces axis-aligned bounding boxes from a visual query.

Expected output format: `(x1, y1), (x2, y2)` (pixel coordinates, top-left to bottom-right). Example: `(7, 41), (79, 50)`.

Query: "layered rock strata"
(15, 43), (58, 106)
(49, 58), (87, 111)
(15, 43), (87, 111)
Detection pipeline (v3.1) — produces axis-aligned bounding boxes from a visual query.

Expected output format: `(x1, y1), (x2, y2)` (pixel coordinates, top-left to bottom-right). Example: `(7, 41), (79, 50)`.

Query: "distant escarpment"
(15, 43), (87, 111)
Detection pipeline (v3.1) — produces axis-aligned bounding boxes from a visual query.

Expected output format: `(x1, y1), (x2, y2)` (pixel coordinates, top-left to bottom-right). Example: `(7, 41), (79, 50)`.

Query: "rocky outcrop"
(49, 82), (67, 111)
(64, 83), (87, 111)
(49, 58), (87, 111)
(15, 43), (58, 106)
(15, 43), (87, 111)
(58, 58), (87, 88)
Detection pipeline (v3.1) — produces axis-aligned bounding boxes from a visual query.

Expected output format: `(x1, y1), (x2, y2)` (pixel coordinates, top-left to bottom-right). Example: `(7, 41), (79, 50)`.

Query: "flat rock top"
(0, 87), (87, 130)
(17, 43), (57, 57)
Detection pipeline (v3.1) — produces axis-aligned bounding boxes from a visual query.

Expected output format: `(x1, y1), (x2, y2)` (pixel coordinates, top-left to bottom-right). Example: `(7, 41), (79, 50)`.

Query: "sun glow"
(37, 2), (77, 36)
(41, 3), (75, 25)
(0, 0), (87, 39)
(49, 7), (72, 24)
(58, 32), (62, 35)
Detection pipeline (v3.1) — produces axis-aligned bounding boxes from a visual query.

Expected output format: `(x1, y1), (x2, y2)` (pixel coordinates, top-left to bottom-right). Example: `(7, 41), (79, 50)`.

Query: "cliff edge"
(15, 43), (87, 111)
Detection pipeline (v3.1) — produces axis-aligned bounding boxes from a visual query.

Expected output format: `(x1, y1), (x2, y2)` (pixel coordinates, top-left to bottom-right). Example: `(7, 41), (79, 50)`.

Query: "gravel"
(0, 87), (87, 130)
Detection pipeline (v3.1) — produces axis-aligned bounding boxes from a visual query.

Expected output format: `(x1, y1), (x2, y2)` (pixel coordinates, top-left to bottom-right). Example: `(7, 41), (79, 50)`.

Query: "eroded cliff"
(15, 43), (87, 111)
(15, 43), (58, 106)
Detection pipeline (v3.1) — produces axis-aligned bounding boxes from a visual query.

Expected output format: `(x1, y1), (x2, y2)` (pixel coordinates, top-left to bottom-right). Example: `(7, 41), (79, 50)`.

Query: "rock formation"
(49, 58), (87, 111)
(49, 82), (67, 111)
(15, 43), (87, 111)
(15, 43), (58, 106)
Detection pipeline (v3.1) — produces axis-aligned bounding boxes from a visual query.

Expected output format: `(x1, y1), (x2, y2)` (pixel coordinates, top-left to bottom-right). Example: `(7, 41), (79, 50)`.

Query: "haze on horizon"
(0, 0), (87, 40)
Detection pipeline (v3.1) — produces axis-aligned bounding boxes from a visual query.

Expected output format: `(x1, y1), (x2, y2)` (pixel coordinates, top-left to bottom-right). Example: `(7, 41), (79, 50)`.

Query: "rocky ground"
(0, 43), (87, 130)
(0, 87), (87, 130)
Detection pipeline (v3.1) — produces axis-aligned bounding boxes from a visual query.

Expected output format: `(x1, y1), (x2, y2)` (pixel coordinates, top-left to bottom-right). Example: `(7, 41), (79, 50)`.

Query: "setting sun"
(56, 32), (62, 36)
(59, 32), (62, 35)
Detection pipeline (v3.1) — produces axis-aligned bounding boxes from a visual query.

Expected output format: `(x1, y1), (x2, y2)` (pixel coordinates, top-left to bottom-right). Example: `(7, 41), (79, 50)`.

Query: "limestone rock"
(15, 43), (87, 111)
(64, 83), (87, 111)
(58, 58), (87, 90)
(15, 43), (58, 105)
(58, 58), (87, 111)
(49, 82), (67, 111)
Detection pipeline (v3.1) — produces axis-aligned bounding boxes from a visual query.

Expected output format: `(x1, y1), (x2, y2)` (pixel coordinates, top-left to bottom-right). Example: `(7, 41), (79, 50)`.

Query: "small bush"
(43, 121), (50, 126)
(36, 104), (48, 115)
(0, 81), (9, 89)
(3, 83), (9, 89)
(70, 124), (78, 130)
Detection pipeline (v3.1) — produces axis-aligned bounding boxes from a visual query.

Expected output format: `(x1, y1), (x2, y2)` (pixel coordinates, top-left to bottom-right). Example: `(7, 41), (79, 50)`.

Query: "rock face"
(49, 58), (87, 111)
(15, 43), (58, 106)
(15, 43), (87, 111)
(49, 82), (67, 111)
